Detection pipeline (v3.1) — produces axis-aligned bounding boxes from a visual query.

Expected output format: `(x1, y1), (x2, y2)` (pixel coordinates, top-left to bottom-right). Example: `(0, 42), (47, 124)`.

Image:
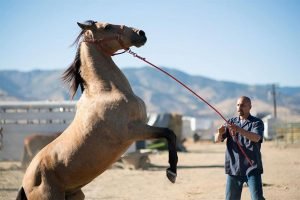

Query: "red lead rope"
(127, 49), (253, 166)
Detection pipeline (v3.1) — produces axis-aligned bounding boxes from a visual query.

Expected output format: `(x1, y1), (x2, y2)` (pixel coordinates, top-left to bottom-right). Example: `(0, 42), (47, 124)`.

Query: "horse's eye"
(104, 25), (112, 31)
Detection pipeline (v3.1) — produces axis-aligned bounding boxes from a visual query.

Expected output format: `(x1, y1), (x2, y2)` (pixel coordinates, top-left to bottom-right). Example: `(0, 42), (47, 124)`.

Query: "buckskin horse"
(16, 21), (178, 200)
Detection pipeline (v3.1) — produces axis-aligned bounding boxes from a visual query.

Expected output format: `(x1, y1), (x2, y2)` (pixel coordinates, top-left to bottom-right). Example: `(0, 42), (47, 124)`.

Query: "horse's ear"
(77, 20), (97, 30)
(77, 22), (90, 30)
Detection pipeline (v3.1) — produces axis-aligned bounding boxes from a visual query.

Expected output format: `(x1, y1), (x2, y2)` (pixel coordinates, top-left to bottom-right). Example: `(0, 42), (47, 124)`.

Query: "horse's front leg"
(128, 122), (178, 183)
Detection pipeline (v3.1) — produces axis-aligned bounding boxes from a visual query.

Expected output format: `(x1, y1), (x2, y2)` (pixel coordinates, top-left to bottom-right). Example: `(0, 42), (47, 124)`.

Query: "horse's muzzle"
(134, 36), (147, 47)
(138, 30), (146, 37)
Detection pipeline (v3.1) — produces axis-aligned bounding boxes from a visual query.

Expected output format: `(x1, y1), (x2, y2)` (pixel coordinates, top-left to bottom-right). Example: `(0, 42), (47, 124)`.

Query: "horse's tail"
(16, 186), (27, 200)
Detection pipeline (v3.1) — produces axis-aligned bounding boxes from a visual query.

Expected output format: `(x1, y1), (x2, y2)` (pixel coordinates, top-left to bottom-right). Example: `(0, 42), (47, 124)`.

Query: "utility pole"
(271, 84), (277, 118)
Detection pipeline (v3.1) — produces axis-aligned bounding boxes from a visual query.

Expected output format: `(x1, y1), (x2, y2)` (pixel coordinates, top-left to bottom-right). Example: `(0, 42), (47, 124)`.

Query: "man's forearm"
(239, 129), (262, 142)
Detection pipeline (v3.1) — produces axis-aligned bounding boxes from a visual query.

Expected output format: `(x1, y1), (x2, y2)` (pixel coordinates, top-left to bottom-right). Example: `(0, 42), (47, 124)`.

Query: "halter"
(83, 25), (129, 56)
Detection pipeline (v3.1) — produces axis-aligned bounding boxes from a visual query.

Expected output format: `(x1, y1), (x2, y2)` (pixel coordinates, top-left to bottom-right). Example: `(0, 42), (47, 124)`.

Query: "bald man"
(215, 96), (265, 200)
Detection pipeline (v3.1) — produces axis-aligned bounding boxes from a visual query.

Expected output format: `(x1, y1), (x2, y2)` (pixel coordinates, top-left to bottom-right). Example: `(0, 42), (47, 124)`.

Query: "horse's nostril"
(138, 30), (145, 37)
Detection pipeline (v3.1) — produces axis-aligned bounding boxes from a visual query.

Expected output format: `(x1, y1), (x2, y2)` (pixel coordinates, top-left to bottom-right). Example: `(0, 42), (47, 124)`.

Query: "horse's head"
(77, 21), (147, 55)
(62, 21), (147, 99)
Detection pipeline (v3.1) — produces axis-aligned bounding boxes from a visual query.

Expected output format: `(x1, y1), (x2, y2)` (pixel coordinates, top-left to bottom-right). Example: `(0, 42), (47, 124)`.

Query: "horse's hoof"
(166, 169), (177, 183)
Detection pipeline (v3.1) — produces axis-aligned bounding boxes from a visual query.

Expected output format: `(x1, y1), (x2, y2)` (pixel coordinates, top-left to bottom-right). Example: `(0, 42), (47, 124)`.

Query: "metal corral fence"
(0, 101), (76, 160)
(0, 101), (188, 161)
(276, 122), (300, 144)
(0, 101), (140, 161)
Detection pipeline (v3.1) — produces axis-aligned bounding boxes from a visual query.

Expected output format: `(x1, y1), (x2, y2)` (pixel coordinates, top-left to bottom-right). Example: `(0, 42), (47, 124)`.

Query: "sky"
(0, 0), (299, 87)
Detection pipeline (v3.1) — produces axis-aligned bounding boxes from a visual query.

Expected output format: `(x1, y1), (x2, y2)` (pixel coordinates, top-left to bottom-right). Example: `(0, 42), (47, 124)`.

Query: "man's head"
(236, 96), (252, 119)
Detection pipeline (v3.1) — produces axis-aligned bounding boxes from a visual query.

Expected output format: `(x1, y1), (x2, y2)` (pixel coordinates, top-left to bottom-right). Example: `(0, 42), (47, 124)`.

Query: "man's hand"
(215, 125), (226, 143)
(227, 123), (241, 137)
(228, 123), (262, 142)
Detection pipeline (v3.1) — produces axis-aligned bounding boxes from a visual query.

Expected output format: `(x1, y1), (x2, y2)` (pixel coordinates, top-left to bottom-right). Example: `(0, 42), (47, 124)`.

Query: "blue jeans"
(226, 172), (264, 200)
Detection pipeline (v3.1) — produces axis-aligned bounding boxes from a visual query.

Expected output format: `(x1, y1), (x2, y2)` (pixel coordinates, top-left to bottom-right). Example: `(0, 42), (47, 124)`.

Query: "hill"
(0, 67), (299, 121)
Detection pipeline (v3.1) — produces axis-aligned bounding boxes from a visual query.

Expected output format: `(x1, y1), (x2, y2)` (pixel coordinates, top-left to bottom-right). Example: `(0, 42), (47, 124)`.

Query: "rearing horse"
(17, 21), (178, 200)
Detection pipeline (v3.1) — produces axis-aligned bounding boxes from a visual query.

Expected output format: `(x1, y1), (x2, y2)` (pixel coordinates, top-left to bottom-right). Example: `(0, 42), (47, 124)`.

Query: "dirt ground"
(1, 140), (300, 200)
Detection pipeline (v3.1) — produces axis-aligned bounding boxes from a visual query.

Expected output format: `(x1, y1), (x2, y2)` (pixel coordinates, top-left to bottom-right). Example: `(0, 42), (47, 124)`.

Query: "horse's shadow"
(187, 150), (224, 154)
(147, 164), (224, 171)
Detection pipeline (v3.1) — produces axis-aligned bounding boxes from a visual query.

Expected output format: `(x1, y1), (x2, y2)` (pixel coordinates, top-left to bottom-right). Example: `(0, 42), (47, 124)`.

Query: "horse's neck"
(80, 43), (133, 95)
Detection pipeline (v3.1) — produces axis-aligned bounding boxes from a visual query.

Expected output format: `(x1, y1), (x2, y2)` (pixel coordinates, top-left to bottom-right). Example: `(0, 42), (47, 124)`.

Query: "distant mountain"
(1, 67), (299, 121)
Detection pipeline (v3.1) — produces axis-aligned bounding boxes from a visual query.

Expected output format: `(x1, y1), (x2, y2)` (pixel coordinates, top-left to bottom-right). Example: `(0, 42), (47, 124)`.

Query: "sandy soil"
(1, 141), (300, 200)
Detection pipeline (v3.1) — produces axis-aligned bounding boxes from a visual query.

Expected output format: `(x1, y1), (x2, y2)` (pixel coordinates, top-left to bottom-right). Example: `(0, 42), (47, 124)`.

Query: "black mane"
(61, 47), (84, 99)
(62, 20), (96, 99)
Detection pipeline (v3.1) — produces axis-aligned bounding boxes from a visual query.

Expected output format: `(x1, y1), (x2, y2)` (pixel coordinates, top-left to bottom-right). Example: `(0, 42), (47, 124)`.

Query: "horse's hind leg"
(128, 123), (178, 183)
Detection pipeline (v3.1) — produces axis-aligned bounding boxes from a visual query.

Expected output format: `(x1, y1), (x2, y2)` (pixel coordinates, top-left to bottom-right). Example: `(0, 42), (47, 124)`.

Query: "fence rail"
(0, 101), (76, 160)
(0, 101), (140, 161)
